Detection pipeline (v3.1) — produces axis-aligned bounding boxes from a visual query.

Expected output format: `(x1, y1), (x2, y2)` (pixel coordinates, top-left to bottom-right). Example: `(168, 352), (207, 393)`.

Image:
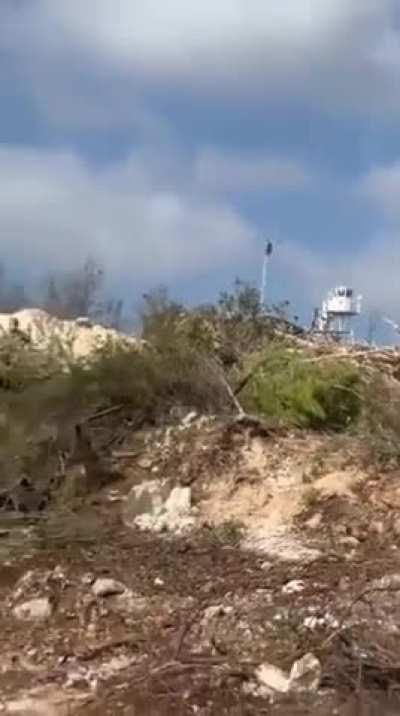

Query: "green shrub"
(242, 345), (361, 430)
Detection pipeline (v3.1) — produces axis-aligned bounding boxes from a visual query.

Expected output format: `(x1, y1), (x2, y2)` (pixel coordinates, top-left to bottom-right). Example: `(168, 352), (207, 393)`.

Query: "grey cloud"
(2, 0), (400, 116)
(0, 146), (257, 284)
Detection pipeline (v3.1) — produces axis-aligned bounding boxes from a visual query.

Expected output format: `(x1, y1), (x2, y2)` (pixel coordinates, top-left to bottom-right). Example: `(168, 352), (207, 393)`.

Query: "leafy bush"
(242, 344), (361, 430)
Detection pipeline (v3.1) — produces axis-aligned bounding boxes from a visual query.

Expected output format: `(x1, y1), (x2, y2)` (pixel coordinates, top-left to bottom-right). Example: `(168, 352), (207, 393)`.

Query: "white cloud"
(194, 149), (311, 194)
(358, 162), (400, 218)
(0, 145), (257, 285)
(1, 144), (400, 325)
(3, 0), (400, 115)
(351, 162), (400, 315)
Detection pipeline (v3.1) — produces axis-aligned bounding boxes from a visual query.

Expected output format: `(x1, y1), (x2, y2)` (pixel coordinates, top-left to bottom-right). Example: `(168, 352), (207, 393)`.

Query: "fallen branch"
(78, 634), (145, 661)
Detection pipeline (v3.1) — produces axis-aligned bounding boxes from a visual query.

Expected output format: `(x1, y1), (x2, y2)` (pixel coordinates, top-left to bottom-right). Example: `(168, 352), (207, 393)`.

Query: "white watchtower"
(313, 287), (362, 341)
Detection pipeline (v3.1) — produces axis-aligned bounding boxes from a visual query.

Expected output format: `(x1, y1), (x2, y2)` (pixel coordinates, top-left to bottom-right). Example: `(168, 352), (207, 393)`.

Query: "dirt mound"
(0, 308), (141, 360)
(114, 416), (368, 561)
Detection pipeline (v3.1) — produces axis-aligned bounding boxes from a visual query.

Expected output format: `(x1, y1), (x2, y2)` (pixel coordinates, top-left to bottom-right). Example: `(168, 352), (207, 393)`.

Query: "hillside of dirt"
(1, 414), (400, 714)
(2, 301), (400, 714)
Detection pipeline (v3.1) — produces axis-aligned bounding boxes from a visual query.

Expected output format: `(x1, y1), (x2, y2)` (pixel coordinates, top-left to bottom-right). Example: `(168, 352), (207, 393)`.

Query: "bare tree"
(43, 258), (104, 320)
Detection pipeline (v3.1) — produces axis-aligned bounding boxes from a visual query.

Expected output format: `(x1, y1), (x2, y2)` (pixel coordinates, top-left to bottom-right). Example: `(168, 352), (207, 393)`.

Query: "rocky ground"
(2, 416), (400, 714)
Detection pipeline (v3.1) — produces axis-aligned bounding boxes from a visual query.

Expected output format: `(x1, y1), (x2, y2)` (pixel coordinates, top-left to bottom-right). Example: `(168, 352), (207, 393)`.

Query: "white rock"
(282, 579), (305, 595)
(92, 578), (126, 597)
(181, 411), (197, 427)
(4, 687), (88, 715)
(255, 663), (290, 694)
(123, 480), (194, 534)
(306, 513), (323, 530)
(13, 597), (52, 622)
(372, 574), (400, 590)
(289, 653), (321, 694)
(81, 573), (95, 586)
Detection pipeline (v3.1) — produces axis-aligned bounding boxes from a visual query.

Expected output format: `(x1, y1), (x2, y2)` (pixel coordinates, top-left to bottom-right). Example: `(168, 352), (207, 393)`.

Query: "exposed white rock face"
(123, 480), (195, 534)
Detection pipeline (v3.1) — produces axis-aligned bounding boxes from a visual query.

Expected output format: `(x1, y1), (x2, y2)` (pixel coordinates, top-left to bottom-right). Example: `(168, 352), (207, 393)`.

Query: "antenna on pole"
(260, 240), (273, 312)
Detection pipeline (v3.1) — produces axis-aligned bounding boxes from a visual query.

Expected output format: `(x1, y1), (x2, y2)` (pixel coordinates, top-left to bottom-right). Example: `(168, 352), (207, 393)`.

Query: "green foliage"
(242, 345), (361, 430)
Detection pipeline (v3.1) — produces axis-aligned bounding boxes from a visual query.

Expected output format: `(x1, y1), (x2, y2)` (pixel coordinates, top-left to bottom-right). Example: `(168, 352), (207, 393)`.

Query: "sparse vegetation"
(0, 271), (398, 499)
(241, 345), (362, 430)
(359, 373), (400, 466)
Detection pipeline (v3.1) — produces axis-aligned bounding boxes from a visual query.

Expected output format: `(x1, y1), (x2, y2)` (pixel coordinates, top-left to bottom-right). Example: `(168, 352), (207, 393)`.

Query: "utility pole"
(260, 240), (273, 313)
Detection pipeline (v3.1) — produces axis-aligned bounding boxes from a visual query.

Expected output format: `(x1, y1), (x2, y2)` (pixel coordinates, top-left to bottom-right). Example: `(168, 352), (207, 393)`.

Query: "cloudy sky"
(1, 1), (400, 334)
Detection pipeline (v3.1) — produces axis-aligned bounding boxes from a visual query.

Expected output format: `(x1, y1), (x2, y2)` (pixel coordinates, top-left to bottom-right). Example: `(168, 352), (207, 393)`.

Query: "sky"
(1, 1), (400, 338)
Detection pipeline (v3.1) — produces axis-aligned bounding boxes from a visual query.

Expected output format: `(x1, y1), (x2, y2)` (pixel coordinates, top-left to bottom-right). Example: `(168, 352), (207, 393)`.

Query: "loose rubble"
(1, 413), (400, 713)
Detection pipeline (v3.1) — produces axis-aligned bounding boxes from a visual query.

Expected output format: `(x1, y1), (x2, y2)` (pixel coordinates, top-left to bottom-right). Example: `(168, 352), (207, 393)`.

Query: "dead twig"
(85, 404), (124, 423)
(111, 449), (142, 459)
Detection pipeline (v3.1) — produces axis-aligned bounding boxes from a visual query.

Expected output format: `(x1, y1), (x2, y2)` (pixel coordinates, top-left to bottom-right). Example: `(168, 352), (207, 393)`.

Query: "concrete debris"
(289, 653), (322, 694)
(123, 480), (195, 534)
(250, 653), (321, 700)
(282, 579), (305, 594)
(2, 687), (90, 715)
(305, 513), (323, 530)
(255, 662), (290, 695)
(13, 597), (53, 622)
(92, 578), (127, 597)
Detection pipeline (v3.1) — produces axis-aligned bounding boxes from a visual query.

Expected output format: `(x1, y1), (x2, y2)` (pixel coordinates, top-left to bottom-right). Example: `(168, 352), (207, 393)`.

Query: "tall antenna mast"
(260, 240), (273, 312)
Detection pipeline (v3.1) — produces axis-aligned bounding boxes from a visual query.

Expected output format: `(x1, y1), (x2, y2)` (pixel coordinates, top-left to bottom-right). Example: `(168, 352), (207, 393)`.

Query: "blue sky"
(1, 1), (400, 338)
